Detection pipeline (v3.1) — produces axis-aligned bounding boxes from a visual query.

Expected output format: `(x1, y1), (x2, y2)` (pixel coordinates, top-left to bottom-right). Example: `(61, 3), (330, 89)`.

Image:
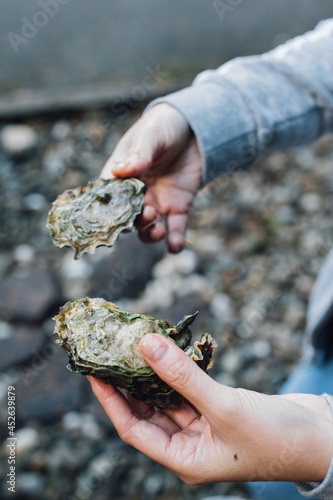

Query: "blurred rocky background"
(1, 2), (333, 499)
(1, 108), (333, 500)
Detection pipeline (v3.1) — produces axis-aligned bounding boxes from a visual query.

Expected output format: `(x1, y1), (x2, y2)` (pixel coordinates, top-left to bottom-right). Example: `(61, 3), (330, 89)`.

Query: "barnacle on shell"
(47, 177), (146, 259)
(53, 297), (217, 409)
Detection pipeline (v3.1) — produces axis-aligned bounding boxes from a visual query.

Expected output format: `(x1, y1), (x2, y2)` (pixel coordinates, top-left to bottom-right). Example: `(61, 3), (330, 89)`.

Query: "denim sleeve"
(296, 394), (333, 499)
(146, 18), (333, 185)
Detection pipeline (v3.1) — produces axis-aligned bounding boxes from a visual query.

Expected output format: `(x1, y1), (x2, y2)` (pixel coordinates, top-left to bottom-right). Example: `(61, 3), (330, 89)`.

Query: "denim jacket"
(148, 18), (333, 499)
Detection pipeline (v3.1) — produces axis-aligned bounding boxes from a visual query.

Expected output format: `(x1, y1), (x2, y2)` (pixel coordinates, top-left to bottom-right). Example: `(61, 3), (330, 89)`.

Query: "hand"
(88, 335), (333, 485)
(101, 103), (203, 253)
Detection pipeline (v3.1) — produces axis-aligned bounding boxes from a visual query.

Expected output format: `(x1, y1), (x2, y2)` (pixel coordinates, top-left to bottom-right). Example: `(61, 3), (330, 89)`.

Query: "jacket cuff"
(145, 82), (257, 186)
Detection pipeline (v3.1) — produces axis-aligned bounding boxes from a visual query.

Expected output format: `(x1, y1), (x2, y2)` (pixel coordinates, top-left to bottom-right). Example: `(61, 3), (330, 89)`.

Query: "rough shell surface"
(52, 297), (217, 409)
(47, 177), (146, 259)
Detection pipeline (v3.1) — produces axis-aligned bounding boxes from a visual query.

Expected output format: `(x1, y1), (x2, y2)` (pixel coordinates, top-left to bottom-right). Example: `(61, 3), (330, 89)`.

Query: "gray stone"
(16, 348), (82, 422)
(42, 150), (66, 179)
(144, 473), (164, 497)
(152, 249), (198, 278)
(24, 193), (47, 211)
(0, 266), (58, 322)
(210, 293), (234, 319)
(17, 472), (44, 496)
(61, 411), (103, 441)
(0, 325), (45, 371)
(16, 427), (40, 456)
(0, 321), (14, 340)
(1, 125), (37, 157)
(50, 121), (71, 142)
(299, 192), (322, 213)
(89, 233), (164, 301)
(13, 243), (35, 264)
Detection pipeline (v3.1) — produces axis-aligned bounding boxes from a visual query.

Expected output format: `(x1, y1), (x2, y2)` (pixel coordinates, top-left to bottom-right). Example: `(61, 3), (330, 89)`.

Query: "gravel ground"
(0, 108), (333, 500)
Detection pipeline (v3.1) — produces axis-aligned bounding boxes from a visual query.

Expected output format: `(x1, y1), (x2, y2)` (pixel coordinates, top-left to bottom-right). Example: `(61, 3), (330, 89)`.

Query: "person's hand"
(101, 103), (203, 253)
(88, 335), (333, 485)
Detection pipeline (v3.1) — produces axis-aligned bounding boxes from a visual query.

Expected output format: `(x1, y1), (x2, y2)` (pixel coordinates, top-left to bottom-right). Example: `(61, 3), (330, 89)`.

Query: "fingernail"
(169, 233), (184, 254)
(140, 334), (168, 361)
(112, 162), (127, 172)
(116, 161), (126, 168)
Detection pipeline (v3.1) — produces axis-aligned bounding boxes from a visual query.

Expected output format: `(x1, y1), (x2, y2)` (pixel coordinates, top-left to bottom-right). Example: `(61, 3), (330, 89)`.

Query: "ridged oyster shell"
(47, 177), (146, 259)
(53, 297), (217, 409)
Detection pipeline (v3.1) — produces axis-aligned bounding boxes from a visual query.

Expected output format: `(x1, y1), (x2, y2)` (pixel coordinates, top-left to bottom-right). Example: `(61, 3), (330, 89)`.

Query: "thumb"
(139, 334), (218, 415)
(102, 153), (152, 179)
(112, 155), (152, 178)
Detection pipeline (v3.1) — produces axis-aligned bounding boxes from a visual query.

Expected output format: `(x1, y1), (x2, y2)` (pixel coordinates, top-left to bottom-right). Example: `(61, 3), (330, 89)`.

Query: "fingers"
(136, 205), (167, 243)
(136, 208), (189, 250)
(112, 154), (152, 178)
(87, 376), (172, 462)
(139, 335), (219, 417)
(87, 376), (140, 435)
(136, 205), (157, 226)
(138, 221), (166, 243)
(162, 401), (201, 429)
(166, 213), (188, 253)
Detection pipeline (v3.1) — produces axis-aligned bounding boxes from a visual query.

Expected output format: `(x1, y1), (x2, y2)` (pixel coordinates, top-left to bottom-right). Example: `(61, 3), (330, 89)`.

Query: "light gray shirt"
(148, 17), (333, 499)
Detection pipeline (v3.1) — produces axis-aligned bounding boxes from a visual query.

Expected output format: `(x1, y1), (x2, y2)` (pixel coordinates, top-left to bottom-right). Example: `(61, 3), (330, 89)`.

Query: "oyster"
(47, 177), (146, 259)
(53, 297), (217, 409)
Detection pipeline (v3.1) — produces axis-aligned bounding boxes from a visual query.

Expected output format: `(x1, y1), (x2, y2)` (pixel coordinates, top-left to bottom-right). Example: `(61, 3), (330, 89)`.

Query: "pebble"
(17, 472), (44, 495)
(50, 121), (71, 141)
(177, 273), (215, 300)
(283, 301), (306, 329)
(299, 192), (322, 213)
(144, 473), (164, 497)
(16, 427), (40, 456)
(62, 411), (102, 441)
(46, 440), (83, 470)
(0, 320), (14, 340)
(42, 150), (66, 178)
(251, 339), (271, 358)
(24, 193), (47, 211)
(13, 243), (35, 263)
(152, 249), (198, 278)
(1, 110), (332, 500)
(210, 293), (234, 319)
(0, 267), (57, 322)
(61, 252), (94, 280)
(294, 148), (315, 170)
(220, 350), (242, 374)
(1, 125), (37, 156)
(141, 278), (174, 308)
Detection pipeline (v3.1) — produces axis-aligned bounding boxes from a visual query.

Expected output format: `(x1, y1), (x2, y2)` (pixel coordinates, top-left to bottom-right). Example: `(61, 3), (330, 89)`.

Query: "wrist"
(275, 395), (333, 482)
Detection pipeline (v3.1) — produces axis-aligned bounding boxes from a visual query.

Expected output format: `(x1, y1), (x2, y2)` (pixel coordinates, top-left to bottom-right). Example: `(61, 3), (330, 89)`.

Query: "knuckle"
(167, 357), (191, 388)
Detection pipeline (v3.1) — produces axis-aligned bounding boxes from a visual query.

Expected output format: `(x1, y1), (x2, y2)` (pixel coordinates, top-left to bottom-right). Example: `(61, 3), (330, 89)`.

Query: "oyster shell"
(53, 297), (217, 409)
(47, 177), (146, 259)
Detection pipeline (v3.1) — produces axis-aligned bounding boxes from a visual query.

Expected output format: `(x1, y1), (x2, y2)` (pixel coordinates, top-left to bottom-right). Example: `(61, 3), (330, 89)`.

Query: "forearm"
(147, 18), (333, 185)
